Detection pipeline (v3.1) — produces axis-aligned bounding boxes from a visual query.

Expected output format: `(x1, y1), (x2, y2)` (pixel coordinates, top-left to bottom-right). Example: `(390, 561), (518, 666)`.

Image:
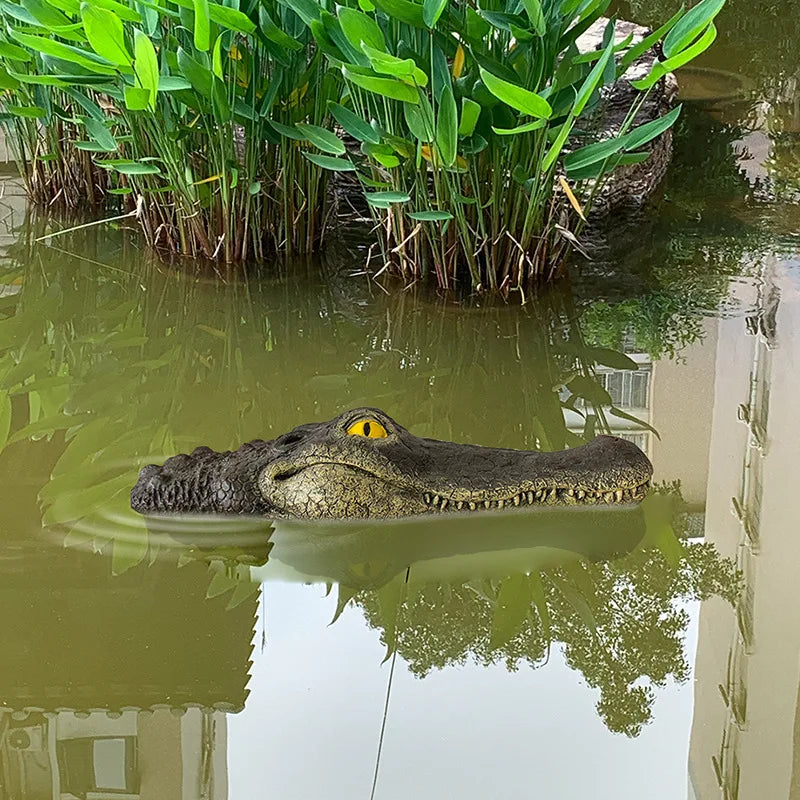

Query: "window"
(57, 737), (139, 797)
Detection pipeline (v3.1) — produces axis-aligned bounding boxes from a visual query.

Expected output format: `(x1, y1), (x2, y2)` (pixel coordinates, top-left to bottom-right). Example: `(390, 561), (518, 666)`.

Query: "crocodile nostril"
(271, 467), (300, 482)
(277, 432), (304, 447)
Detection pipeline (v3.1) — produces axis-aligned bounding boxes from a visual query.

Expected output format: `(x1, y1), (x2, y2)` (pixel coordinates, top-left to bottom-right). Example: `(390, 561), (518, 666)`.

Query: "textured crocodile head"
(131, 407), (653, 519)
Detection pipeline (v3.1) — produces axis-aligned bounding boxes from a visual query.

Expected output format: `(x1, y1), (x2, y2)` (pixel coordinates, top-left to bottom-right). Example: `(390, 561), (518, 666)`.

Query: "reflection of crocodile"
(131, 408), (652, 519)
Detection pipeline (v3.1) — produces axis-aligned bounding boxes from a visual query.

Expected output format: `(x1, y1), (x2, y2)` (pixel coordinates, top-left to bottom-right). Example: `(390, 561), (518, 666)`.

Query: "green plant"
(284, 0), (726, 289)
(0, 0), (338, 259)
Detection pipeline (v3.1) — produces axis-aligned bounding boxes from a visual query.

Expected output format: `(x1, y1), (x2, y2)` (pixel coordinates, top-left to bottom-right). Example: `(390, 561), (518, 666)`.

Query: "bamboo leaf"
(407, 210), (453, 220)
(365, 190), (411, 206)
(571, 33), (615, 117)
(208, 0), (253, 32)
(521, 0), (545, 35)
(328, 101), (380, 143)
(339, 6), (385, 51)
(82, 116), (117, 150)
(342, 65), (420, 103)
(458, 97), (481, 136)
(296, 123), (345, 155)
(663, 0), (724, 58)
(436, 84), (457, 166)
(302, 152), (356, 170)
(133, 30), (158, 109)
(478, 66), (552, 118)
(422, 0), (446, 28)
(81, 3), (132, 66)
(619, 6), (685, 70)
(193, 0), (211, 50)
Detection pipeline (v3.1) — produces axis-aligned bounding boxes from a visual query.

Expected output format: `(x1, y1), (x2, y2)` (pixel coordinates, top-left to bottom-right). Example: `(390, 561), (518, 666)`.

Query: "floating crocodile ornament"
(131, 408), (652, 519)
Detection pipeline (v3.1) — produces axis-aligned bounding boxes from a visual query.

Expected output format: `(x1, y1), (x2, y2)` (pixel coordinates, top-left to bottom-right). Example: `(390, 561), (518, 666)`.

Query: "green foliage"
(0, 0), (726, 284)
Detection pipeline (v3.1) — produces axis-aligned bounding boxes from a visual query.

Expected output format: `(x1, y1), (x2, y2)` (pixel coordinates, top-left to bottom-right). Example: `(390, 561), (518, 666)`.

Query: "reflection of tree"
(577, 107), (770, 359)
(353, 496), (740, 737)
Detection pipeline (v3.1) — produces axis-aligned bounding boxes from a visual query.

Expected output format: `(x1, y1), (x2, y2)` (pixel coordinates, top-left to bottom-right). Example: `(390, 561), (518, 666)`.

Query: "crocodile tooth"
(615, 490), (623, 502)
(498, 499), (505, 509)
(440, 498), (448, 511)
(469, 502), (476, 511)
(604, 492), (614, 503)
(548, 488), (557, 501)
(577, 490), (585, 500)
(432, 495), (440, 505)
(527, 491), (534, 504)
(424, 493), (431, 504)
(457, 501), (464, 510)
(567, 489), (574, 497)
(484, 500), (491, 509)
(513, 494), (521, 506)
(535, 489), (544, 500)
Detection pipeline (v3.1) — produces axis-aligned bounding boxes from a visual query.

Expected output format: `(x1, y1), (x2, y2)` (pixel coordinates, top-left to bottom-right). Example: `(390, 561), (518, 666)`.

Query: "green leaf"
(365, 190), (410, 206)
(407, 209), (453, 220)
(403, 99), (434, 141)
(663, 0), (724, 58)
(98, 159), (162, 175)
(82, 116), (116, 150)
(295, 123), (345, 155)
(276, 0), (321, 25)
(458, 97), (481, 136)
(436, 84), (457, 166)
(177, 46), (212, 97)
(371, 0), (425, 28)
(133, 29), (158, 109)
(91, 0), (142, 22)
(339, 6), (385, 51)
(259, 6), (302, 50)
(343, 65), (420, 103)
(571, 34), (615, 117)
(302, 152), (356, 171)
(478, 67), (552, 118)
(541, 118), (574, 172)
(422, 0), (446, 28)
(0, 40), (31, 61)
(491, 118), (546, 135)
(81, 3), (132, 66)
(362, 44), (428, 85)
(209, 2), (255, 33)
(9, 30), (117, 74)
(328, 101), (380, 144)
(622, 104), (683, 150)
(124, 85), (151, 110)
(634, 22), (717, 90)
(521, 0), (545, 35)
(248, 180), (261, 194)
(193, 0), (210, 51)
(6, 105), (47, 117)
(619, 6), (685, 70)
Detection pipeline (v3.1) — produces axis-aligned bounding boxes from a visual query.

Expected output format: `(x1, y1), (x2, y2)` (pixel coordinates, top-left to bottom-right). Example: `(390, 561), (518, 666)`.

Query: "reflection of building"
(1, 707), (227, 800)
(689, 259), (800, 799)
(0, 543), (258, 800)
(565, 318), (719, 510)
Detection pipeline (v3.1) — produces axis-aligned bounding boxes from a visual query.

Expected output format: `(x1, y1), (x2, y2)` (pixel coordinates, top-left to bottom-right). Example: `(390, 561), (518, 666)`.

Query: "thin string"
(369, 565), (411, 800)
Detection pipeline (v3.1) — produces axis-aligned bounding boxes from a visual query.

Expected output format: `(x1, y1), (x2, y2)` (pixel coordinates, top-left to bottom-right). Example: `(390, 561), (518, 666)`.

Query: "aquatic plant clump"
(293, 0), (727, 288)
(0, 0), (726, 283)
(0, 0), (337, 259)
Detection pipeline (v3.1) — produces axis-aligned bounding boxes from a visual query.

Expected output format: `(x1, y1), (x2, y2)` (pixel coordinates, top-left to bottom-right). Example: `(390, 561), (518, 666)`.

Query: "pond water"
(0, 5), (799, 799)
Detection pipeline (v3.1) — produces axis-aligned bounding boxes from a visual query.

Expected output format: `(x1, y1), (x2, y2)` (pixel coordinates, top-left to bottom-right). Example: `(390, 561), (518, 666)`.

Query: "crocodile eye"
(346, 419), (388, 438)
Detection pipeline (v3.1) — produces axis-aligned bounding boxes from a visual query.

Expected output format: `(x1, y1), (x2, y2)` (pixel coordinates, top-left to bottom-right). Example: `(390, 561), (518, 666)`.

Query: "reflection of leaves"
(489, 573), (531, 650)
(566, 375), (613, 406)
(0, 390), (11, 451)
(353, 495), (740, 737)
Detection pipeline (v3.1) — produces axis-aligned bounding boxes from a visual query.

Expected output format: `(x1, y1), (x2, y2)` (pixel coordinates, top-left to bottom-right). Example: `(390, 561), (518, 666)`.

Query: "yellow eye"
(346, 419), (388, 438)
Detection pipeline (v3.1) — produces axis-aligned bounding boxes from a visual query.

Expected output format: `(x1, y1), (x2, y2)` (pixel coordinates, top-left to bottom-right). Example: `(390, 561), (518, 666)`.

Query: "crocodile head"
(131, 407), (653, 519)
